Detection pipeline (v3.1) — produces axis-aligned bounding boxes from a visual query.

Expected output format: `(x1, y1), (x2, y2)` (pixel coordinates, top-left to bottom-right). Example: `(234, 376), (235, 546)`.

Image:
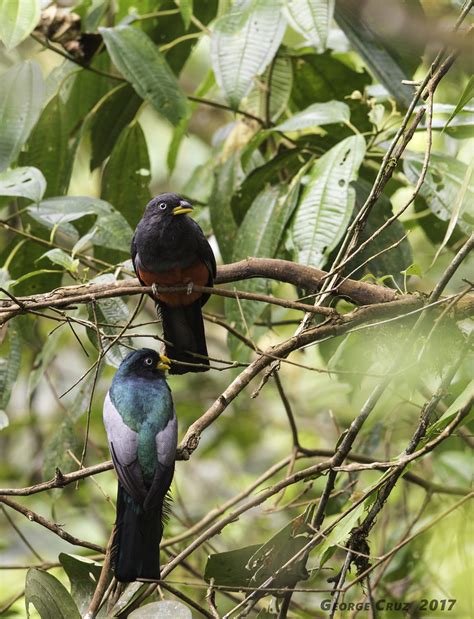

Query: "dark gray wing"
(144, 411), (178, 510)
(189, 218), (216, 282)
(103, 392), (148, 504)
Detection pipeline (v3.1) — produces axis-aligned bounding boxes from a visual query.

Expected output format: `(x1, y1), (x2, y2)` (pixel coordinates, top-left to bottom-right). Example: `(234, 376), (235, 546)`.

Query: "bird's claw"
(151, 283), (159, 297)
(186, 282), (194, 295)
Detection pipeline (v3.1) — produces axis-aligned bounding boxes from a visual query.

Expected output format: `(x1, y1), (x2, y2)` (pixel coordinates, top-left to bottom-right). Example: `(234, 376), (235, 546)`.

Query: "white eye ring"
(144, 357), (153, 366)
(159, 202), (167, 210)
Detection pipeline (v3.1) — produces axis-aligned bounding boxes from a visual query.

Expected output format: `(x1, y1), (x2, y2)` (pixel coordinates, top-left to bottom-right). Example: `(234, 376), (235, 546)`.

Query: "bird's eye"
(159, 202), (167, 210)
(144, 357), (154, 366)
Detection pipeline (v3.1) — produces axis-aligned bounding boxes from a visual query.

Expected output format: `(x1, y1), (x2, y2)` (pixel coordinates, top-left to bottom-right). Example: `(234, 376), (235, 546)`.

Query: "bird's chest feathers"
(138, 217), (198, 270)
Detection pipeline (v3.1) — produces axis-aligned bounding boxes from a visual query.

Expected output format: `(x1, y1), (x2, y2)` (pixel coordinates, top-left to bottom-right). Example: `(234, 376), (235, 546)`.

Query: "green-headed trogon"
(103, 348), (177, 582)
(131, 193), (216, 374)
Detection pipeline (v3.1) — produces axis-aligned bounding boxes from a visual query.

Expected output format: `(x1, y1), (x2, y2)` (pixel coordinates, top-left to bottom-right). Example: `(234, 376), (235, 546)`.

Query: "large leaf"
(89, 83), (142, 170)
(225, 178), (302, 357)
(101, 121), (151, 228)
(20, 95), (73, 197)
(283, 0), (335, 51)
(42, 416), (80, 480)
(25, 568), (81, 619)
(342, 178), (412, 284)
(226, 185), (286, 355)
(0, 166), (46, 202)
(0, 0), (40, 50)
(0, 324), (22, 421)
(205, 506), (314, 588)
(244, 55), (293, 122)
(211, 0), (286, 108)
(63, 59), (111, 136)
(129, 601), (192, 618)
(290, 52), (371, 134)
(334, 3), (415, 109)
(100, 25), (188, 125)
(86, 274), (134, 368)
(415, 103), (474, 139)
(28, 196), (133, 252)
(59, 554), (106, 616)
(0, 60), (45, 171)
(403, 152), (473, 235)
(292, 134), (366, 268)
(444, 76), (474, 130)
(209, 153), (242, 262)
(274, 101), (350, 132)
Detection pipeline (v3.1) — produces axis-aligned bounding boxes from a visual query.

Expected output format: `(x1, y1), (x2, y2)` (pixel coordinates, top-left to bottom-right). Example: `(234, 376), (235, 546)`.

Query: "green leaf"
(87, 274), (134, 368)
(0, 166), (46, 202)
(317, 501), (366, 569)
(39, 249), (79, 274)
(226, 185), (286, 355)
(334, 3), (414, 109)
(245, 55), (293, 122)
(211, 0), (286, 108)
(425, 383), (474, 441)
(0, 60), (45, 171)
(205, 506), (314, 588)
(274, 101), (350, 132)
(403, 152), (473, 235)
(59, 554), (105, 616)
(179, 0), (193, 29)
(101, 121), (151, 228)
(0, 324), (22, 412)
(292, 134), (366, 268)
(209, 153), (242, 262)
(89, 83), (142, 170)
(414, 103), (474, 139)
(20, 95), (73, 197)
(42, 416), (80, 480)
(290, 52), (371, 134)
(129, 601), (192, 618)
(63, 59), (111, 135)
(444, 76), (474, 130)
(25, 568), (81, 619)
(205, 544), (262, 587)
(0, 0), (40, 50)
(283, 0), (335, 51)
(100, 25), (188, 125)
(28, 196), (133, 252)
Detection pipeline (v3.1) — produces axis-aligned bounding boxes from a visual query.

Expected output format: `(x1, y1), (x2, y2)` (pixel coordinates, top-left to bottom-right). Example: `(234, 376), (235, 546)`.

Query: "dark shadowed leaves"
(89, 83), (143, 170)
(101, 122), (151, 228)
(59, 554), (107, 616)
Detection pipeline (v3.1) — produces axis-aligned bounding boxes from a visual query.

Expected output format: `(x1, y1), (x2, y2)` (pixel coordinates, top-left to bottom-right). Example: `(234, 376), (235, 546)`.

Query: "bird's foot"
(152, 283), (159, 297)
(186, 282), (194, 295)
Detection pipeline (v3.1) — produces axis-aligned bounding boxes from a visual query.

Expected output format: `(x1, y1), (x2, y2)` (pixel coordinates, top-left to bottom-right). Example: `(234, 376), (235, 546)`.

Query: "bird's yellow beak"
(156, 354), (171, 371)
(172, 201), (193, 216)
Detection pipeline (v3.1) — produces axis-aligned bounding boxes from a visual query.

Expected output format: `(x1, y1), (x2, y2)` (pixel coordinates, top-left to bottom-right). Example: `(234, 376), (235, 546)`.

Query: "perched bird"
(131, 193), (216, 374)
(103, 348), (177, 582)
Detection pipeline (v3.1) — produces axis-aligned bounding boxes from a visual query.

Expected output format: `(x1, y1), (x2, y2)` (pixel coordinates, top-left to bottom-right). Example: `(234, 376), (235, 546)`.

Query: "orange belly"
(138, 260), (209, 307)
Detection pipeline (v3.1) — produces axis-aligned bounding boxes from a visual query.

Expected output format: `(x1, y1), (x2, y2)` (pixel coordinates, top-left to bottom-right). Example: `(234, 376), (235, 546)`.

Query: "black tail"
(112, 485), (162, 582)
(160, 300), (210, 374)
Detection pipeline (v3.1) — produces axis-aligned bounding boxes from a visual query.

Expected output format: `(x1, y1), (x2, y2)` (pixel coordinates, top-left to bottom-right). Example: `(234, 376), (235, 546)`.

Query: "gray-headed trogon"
(131, 193), (216, 374)
(103, 348), (177, 582)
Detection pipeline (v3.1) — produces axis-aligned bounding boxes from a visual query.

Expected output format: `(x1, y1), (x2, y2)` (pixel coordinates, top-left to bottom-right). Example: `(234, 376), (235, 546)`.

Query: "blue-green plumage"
(103, 348), (177, 582)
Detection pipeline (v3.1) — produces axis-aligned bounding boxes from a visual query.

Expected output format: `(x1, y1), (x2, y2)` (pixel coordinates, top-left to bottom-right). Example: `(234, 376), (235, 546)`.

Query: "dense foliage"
(0, 0), (472, 617)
